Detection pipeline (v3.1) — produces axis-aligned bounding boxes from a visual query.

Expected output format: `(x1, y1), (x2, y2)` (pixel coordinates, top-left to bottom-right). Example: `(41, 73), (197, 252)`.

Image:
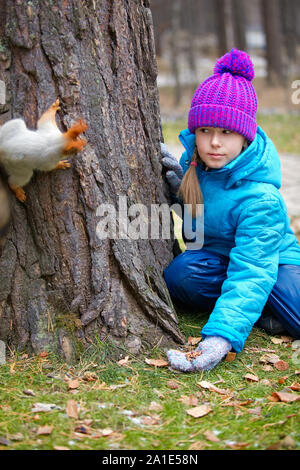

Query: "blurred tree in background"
(150, 0), (300, 108)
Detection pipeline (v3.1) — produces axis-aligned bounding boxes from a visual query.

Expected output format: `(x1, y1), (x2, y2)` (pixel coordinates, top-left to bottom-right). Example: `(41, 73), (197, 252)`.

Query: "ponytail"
(178, 148), (203, 218)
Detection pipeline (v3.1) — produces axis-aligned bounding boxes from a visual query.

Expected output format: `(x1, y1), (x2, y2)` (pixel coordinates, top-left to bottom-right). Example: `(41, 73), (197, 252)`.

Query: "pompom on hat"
(188, 48), (258, 142)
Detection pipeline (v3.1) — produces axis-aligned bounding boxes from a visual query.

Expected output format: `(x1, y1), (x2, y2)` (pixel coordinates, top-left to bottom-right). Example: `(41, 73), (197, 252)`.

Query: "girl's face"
(195, 127), (248, 169)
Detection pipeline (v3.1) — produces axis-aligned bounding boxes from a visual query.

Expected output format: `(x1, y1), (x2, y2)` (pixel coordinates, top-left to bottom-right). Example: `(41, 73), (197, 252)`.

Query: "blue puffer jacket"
(178, 126), (300, 352)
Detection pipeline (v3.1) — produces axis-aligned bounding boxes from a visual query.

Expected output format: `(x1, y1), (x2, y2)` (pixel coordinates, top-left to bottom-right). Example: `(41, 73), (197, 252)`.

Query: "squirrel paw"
(53, 160), (71, 170)
(9, 184), (26, 203)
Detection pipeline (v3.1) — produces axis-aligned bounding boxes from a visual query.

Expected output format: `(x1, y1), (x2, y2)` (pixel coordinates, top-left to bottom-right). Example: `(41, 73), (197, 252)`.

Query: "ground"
(0, 313), (299, 450)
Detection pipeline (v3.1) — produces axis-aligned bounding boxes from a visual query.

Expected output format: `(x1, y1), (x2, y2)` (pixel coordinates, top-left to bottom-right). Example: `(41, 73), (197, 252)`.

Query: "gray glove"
(161, 143), (183, 195)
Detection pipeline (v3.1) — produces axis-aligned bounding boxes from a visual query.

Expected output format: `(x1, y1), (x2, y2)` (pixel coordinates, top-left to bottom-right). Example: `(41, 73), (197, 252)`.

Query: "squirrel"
(0, 99), (88, 202)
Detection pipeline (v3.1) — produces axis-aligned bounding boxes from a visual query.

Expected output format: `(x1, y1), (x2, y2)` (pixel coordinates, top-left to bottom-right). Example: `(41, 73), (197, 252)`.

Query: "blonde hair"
(178, 148), (203, 218)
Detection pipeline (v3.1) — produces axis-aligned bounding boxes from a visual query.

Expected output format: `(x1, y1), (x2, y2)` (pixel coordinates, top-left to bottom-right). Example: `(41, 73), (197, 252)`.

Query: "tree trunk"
(0, 0), (185, 361)
(215, 0), (235, 56)
(261, 0), (285, 86)
(232, 0), (247, 52)
(170, 0), (182, 106)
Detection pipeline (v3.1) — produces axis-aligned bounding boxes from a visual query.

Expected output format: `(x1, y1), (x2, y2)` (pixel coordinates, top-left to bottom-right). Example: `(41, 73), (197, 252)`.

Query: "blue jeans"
(164, 249), (300, 338)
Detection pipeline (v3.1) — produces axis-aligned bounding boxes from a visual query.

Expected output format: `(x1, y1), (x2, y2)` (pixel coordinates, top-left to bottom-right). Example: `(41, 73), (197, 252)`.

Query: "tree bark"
(0, 0), (185, 361)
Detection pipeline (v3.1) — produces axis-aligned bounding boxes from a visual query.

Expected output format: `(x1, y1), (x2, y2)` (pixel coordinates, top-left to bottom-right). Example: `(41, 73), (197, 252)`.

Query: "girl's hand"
(166, 336), (232, 372)
(192, 336), (232, 370)
(161, 143), (183, 194)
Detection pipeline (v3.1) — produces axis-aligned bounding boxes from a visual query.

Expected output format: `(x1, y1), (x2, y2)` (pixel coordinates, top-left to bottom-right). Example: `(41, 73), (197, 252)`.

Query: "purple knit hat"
(188, 48), (258, 142)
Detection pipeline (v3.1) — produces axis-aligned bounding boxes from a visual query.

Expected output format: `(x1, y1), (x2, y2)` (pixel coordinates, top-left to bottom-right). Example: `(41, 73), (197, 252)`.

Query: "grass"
(162, 114), (300, 155)
(0, 314), (299, 450)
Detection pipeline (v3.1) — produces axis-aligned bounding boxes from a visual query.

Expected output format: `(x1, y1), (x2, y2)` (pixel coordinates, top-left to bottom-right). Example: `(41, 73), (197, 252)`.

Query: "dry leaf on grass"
(186, 405), (212, 418)
(225, 351), (236, 362)
(198, 380), (232, 396)
(289, 382), (300, 391)
(243, 373), (259, 382)
(270, 337), (284, 344)
(145, 358), (169, 367)
(39, 351), (49, 358)
(36, 425), (53, 435)
(278, 375), (289, 384)
(203, 430), (220, 442)
(274, 360), (289, 371)
(66, 400), (79, 419)
(177, 395), (199, 406)
(261, 365), (273, 372)
(259, 353), (280, 364)
(271, 391), (300, 403)
(53, 446), (70, 450)
(31, 403), (62, 413)
(187, 336), (202, 346)
(68, 379), (80, 390)
(226, 441), (249, 450)
(149, 401), (163, 411)
(185, 350), (202, 361)
(117, 356), (130, 366)
(166, 380), (180, 390)
(142, 414), (161, 426)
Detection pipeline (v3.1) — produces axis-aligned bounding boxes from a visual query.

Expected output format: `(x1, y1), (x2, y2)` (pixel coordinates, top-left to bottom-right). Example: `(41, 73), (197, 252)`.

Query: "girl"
(161, 49), (300, 372)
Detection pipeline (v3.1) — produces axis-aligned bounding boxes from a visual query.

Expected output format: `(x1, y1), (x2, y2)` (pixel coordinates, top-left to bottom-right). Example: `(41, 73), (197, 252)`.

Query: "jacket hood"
(178, 126), (281, 189)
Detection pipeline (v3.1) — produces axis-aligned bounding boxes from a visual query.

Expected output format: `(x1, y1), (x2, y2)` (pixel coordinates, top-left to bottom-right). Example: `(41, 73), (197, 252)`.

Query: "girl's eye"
(223, 130), (231, 134)
(200, 128), (209, 133)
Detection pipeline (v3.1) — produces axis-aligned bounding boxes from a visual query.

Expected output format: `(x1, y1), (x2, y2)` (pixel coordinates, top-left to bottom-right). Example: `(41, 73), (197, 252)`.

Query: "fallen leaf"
(278, 375), (289, 384)
(198, 380), (231, 395)
(263, 414), (297, 428)
(74, 424), (91, 434)
(185, 350), (202, 360)
(289, 382), (300, 391)
(274, 360), (289, 371)
(142, 414), (161, 426)
(270, 337), (284, 344)
(259, 353), (280, 364)
(186, 405), (212, 418)
(187, 336), (202, 346)
(177, 395), (199, 406)
(148, 401), (163, 411)
(291, 340), (300, 350)
(260, 379), (272, 386)
(31, 403), (62, 413)
(166, 380), (180, 390)
(226, 441), (249, 450)
(261, 365), (273, 372)
(99, 428), (114, 436)
(248, 406), (262, 416)
(53, 446), (70, 450)
(243, 373), (259, 382)
(23, 389), (35, 396)
(225, 352), (236, 362)
(117, 356), (129, 366)
(66, 400), (79, 419)
(271, 391), (300, 403)
(281, 335), (293, 343)
(39, 351), (49, 358)
(189, 441), (208, 450)
(68, 379), (80, 390)
(36, 425), (53, 435)
(82, 371), (97, 382)
(281, 435), (296, 449)
(203, 430), (220, 442)
(145, 358), (169, 367)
